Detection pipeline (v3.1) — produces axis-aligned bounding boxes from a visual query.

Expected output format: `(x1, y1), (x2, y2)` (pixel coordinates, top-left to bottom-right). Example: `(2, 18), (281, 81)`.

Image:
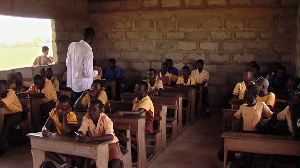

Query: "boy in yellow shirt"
(232, 69), (254, 100)
(9, 72), (31, 93)
(45, 67), (59, 91)
(157, 63), (177, 87)
(256, 78), (275, 111)
(42, 95), (80, 167)
(234, 84), (273, 132)
(73, 79), (110, 112)
(76, 99), (122, 168)
(176, 66), (195, 87)
(144, 68), (164, 96)
(0, 80), (23, 155)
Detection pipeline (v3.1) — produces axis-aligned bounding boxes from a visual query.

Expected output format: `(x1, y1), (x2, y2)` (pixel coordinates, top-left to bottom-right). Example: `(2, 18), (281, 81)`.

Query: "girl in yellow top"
(144, 68), (164, 96)
(256, 78), (275, 110)
(0, 80), (23, 155)
(232, 69), (255, 100)
(176, 66), (195, 88)
(156, 63), (177, 87)
(9, 72), (31, 93)
(234, 84), (273, 132)
(74, 79), (110, 112)
(114, 81), (154, 134)
(77, 99), (122, 168)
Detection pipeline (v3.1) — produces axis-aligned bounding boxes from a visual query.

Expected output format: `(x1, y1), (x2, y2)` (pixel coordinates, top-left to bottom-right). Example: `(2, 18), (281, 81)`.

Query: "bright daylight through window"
(0, 15), (53, 70)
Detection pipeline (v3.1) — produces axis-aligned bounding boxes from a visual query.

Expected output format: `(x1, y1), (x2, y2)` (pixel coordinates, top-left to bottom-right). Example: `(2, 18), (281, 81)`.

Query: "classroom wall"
(0, 0), (89, 82)
(89, 0), (298, 107)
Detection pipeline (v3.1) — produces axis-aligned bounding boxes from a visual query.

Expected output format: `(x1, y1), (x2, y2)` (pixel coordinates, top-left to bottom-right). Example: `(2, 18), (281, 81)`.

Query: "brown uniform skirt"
(109, 143), (123, 161)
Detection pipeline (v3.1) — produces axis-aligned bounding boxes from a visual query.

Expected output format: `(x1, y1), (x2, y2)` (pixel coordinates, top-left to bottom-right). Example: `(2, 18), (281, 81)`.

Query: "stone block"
(55, 32), (69, 40)
(273, 43), (293, 52)
(96, 42), (113, 51)
(166, 31), (185, 40)
(104, 52), (121, 60)
(70, 32), (82, 41)
(230, 0), (251, 5)
(184, 0), (202, 6)
(245, 42), (269, 52)
(126, 32), (143, 40)
(123, 51), (142, 60)
(202, 18), (223, 29)
(123, 1), (142, 10)
(145, 31), (164, 40)
(220, 86), (233, 95)
(166, 21), (177, 29)
(235, 20), (245, 28)
(32, 66), (46, 76)
(64, 21), (76, 29)
(156, 41), (174, 50)
(0, 69), (13, 81)
(77, 21), (88, 29)
(165, 52), (184, 61)
(235, 31), (256, 40)
(131, 62), (151, 70)
(249, 20), (271, 28)
(186, 53), (205, 61)
(210, 54), (230, 62)
(224, 20), (234, 28)
(51, 64), (66, 75)
(115, 22), (131, 29)
(113, 42), (131, 50)
(219, 64), (244, 73)
(162, 0), (181, 7)
(211, 31), (231, 40)
(207, 0), (226, 5)
(200, 42), (219, 51)
(223, 42), (244, 51)
(204, 64), (217, 73)
(187, 31), (208, 40)
(178, 42), (197, 50)
(281, 0), (297, 5)
(280, 54), (294, 63)
(260, 31), (273, 40)
(275, 28), (294, 40)
(151, 61), (163, 70)
(179, 21), (198, 29)
(107, 32), (123, 40)
(135, 21), (154, 29)
(253, 0), (277, 5)
(105, 1), (121, 10)
(255, 54), (279, 63)
(210, 76), (226, 85)
(233, 54), (255, 63)
(143, 0), (159, 7)
(143, 52), (162, 61)
(134, 41), (154, 50)
(117, 61), (129, 70)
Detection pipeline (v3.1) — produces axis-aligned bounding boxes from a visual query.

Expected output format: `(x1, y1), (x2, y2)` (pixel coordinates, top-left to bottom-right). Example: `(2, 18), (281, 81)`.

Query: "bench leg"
(172, 120), (178, 140)
(223, 150), (228, 168)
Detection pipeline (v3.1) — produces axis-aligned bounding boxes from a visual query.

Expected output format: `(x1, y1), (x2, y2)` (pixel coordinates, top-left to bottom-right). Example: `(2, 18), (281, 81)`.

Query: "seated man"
(45, 67), (59, 91)
(32, 46), (52, 66)
(9, 72), (31, 93)
(268, 66), (289, 99)
(165, 59), (178, 76)
(0, 80), (23, 155)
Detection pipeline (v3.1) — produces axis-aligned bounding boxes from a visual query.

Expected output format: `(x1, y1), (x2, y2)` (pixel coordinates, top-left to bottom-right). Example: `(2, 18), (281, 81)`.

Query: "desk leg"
(223, 149), (228, 168)
(31, 148), (45, 168)
(0, 109), (4, 136)
(177, 106), (182, 133)
(96, 144), (109, 168)
(136, 120), (146, 168)
(31, 99), (44, 132)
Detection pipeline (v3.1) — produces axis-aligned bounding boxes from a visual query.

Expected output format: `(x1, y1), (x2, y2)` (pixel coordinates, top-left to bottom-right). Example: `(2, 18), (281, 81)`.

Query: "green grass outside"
(0, 46), (53, 71)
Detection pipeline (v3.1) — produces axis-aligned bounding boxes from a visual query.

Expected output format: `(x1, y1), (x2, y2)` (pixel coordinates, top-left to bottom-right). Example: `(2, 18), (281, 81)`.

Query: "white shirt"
(66, 40), (98, 92)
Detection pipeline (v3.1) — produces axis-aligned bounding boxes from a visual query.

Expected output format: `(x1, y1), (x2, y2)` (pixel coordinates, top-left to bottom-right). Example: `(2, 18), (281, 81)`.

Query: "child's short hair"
(57, 95), (71, 105)
(33, 74), (44, 82)
(14, 72), (22, 77)
(42, 46), (49, 53)
(89, 98), (104, 110)
(165, 59), (173, 64)
(196, 59), (204, 65)
(45, 67), (53, 72)
(108, 58), (116, 64)
(256, 78), (269, 87)
(0, 79), (8, 86)
(245, 69), (254, 76)
(251, 64), (260, 71)
(182, 66), (190, 71)
(250, 61), (258, 66)
(137, 81), (148, 91)
(148, 68), (156, 73)
(93, 79), (106, 87)
(246, 84), (260, 96)
(84, 28), (95, 39)
(278, 66), (287, 72)
(161, 62), (168, 67)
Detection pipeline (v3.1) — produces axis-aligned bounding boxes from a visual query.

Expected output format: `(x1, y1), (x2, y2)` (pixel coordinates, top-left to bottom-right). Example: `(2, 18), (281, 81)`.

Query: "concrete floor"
(0, 111), (224, 168)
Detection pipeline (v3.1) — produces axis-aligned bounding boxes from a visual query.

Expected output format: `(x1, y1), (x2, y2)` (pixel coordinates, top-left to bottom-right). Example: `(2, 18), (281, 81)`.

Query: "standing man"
(66, 28), (98, 100)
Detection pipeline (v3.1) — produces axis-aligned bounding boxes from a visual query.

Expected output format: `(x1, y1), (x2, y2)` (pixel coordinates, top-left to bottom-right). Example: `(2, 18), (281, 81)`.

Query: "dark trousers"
(0, 113), (23, 151)
(202, 87), (210, 110)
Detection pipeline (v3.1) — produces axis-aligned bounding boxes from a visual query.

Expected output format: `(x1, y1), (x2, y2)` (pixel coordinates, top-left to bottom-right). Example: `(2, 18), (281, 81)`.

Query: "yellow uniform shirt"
(9, 81), (31, 92)
(49, 108), (78, 134)
(0, 89), (23, 114)
(156, 72), (177, 86)
(78, 113), (118, 144)
(176, 76), (196, 86)
(257, 92), (276, 107)
(234, 102), (273, 131)
(191, 69), (209, 87)
(81, 91), (109, 108)
(93, 67), (103, 80)
(277, 106), (294, 133)
(50, 77), (59, 91)
(26, 79), (57, 103)
(233, 81), (247, 100)
(132, 95), (154, 117)
(143, 79), (164, 92)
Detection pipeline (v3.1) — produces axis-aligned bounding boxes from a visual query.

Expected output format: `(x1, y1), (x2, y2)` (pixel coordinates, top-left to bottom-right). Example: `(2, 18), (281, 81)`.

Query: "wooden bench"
(229, 98), (243, 110)
(222, 109), (237, 132)
(19, 98), (32, 137)
(114, 124), (132, 168)
(121, 93), (181, 143)
(222, 132), (299, 168)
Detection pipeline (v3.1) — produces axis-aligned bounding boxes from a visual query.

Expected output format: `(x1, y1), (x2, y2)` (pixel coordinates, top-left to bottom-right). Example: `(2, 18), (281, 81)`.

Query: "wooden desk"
(27, 132), (111, 168)
(222, 132), (299, 168)
(0, 108), (4, 137)
(20, 98), (44, 132)
(222, 109), (237, 132)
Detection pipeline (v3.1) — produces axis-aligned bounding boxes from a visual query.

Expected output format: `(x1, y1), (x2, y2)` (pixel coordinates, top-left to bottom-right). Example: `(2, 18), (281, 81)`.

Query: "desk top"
(222, 132), (298, 142)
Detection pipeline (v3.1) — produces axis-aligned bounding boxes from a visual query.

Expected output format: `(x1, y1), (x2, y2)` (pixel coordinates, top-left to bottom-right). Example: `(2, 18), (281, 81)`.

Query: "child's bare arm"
(28, 93), (45, 98)
(42, 117), (54, 136)
(73, 91), (89, 110)
(114, 108), (145, 117)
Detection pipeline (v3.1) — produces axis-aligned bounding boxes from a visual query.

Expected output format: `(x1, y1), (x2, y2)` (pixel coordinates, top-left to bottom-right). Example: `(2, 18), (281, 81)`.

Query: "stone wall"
(89, 0), (298, 107)
(0, 0), (89, 82)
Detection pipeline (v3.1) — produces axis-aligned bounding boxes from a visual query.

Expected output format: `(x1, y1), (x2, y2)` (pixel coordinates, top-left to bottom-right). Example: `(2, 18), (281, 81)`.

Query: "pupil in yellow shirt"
(146, 68), (164, 96)
(9, 72), (31, 93)
(176, 66), (195, 88)
(45, 67), (59, 91)
(256, 78), (275, 111)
